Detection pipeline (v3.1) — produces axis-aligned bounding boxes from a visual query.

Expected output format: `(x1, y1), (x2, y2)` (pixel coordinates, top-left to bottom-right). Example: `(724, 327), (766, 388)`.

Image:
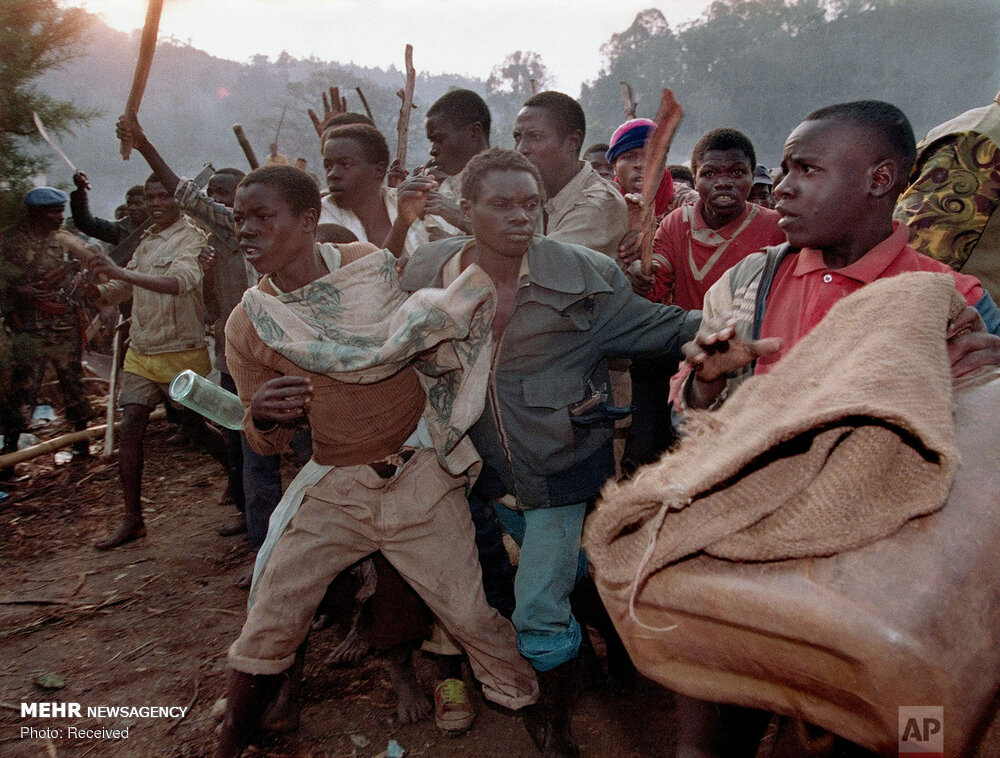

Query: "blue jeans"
(468, 489), (516, 618)
(494, 502), (588, 672)
(219, 373), (246, 511)
(242, 429), (312, 551)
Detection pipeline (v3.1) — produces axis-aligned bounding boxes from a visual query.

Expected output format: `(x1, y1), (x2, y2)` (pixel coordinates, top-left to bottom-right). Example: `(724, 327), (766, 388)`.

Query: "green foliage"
(487, 51), (552, 98)
(0, 0), (97, 227)
(483, 51), (555, 151)
(581, 0), (1000, 166)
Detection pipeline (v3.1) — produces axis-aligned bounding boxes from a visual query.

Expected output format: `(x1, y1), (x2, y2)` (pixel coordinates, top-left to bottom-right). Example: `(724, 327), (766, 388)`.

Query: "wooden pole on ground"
(1, 409), (166, 469)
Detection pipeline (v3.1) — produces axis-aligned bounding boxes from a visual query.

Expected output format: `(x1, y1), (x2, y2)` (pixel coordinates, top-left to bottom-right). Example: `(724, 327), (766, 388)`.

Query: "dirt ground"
(0, 401), (679, 758)
(2, 390), (998, 758)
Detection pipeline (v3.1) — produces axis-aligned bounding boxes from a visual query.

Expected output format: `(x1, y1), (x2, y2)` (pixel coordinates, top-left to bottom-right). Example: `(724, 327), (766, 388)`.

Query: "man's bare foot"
(324, 612), (372, 664)
(212, 692), (299, 736)
(218, 514), (247, 537)
(261, 677), (300, 733)
(387, 649), (431, 724)
(94, 521), (146, 550)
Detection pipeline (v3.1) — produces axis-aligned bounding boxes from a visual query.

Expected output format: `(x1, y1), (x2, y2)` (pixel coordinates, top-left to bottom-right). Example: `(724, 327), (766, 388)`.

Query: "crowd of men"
(2, 83), (999, 758)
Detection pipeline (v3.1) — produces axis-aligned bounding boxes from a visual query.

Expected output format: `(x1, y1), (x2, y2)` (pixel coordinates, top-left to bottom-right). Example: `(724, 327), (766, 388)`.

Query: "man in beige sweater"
(88, 175), (227, 549)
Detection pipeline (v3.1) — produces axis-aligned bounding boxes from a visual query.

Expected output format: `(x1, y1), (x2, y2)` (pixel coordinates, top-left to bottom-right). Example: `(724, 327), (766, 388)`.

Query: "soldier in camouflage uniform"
(0, 188), (96, 464)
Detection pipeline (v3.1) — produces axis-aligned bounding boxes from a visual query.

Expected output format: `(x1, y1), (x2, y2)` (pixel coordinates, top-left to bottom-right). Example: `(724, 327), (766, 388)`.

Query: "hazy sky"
(66, 0), (716, 95)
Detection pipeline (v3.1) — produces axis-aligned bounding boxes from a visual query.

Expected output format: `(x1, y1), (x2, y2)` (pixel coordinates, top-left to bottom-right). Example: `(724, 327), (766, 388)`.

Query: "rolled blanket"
(241, 247), (495, 475)
(585, 272), (965, 612)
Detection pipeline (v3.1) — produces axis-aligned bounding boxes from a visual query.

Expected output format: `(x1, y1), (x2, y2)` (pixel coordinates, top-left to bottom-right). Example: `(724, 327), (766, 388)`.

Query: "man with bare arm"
(87, 173), (227, 549)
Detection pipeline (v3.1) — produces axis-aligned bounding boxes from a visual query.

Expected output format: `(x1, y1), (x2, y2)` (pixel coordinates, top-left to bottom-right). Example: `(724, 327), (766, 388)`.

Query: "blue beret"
(606, 118), (657, 164)
(24, 187), (69, 208)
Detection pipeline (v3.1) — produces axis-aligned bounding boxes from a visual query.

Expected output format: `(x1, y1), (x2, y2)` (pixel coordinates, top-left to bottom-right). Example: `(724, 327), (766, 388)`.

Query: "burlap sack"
(584, 272), (999, 754)
(586, 271), (965, 599)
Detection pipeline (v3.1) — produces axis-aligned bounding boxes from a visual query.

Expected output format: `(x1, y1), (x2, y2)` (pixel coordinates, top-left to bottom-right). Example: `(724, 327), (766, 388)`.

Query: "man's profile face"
(125, 193), (147, 226)
(774, 118), (874, 251)
(694, 149), (753, 227)
(513, 107), (575, 188)
(462, 169), (541, 259)
(208, 175), (238, 209)
(144, 181), (180, 230)
(613, 146), (647, 194)
(426, 115), (475, 177)
(233, 183), (314, 276)
(323, 137), (385, 207)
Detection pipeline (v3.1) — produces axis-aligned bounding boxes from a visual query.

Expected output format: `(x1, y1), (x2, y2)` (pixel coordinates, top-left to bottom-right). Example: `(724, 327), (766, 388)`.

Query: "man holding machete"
(85, 173), (228, 549)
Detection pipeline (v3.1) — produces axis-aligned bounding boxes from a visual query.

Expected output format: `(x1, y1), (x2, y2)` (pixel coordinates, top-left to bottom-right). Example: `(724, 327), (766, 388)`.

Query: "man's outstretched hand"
(308, 86), (347, 139)
(683, 316), (781, 382)
(682, 315), (781, 408)
(947, 305), (1000, 379)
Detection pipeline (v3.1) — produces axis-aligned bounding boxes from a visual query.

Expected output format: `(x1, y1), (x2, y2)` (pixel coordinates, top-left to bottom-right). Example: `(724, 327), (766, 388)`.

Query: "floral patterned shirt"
(895, 131), (1000, 270)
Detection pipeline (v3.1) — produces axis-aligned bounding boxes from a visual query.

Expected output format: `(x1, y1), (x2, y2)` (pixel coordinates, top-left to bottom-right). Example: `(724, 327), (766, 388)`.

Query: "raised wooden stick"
(639, 89), (683, 275)
(394, 45), (416, 170)
(355, 87), (374, 122)
(273, 104), (287, 148)
(620, 81), (638, 120)
(233, 124), (260, 170)
(120, 0), (164, 160)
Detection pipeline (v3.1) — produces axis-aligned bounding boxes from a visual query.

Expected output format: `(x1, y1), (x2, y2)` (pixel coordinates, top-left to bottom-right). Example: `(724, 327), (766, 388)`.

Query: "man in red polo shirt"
(674, 99), (1000, 758)
(637, 128), (784, 311)
(681, 101), (1000, 413)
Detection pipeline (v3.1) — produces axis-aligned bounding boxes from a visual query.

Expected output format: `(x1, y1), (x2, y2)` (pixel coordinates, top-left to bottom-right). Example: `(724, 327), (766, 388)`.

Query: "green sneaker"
(433, 678), (474, 735)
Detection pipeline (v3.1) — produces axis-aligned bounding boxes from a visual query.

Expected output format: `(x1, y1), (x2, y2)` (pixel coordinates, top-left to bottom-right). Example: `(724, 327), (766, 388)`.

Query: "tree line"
(581, 0), (1000, 167)
(4, 0), (998, 221)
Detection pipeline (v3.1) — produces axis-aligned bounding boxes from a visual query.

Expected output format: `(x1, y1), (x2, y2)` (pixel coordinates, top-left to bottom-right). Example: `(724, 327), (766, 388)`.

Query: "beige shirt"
(319, 185), (429, 254)
(542, 162), (629, 258)
(98, 217), (208, 356)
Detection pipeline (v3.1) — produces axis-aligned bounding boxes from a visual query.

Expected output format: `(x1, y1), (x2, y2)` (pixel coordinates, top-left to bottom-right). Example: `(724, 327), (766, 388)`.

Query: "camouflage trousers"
(1, 325), (91, 452)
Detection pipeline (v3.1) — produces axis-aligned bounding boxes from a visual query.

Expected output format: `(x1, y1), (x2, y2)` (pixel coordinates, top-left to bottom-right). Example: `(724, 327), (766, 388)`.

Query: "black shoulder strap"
(751, 242), (796, 340)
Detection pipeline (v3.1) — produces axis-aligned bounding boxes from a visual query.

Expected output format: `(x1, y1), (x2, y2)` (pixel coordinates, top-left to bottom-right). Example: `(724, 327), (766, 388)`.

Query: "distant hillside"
(38, 16), (492, 215)
(35, 2), (1000, 217)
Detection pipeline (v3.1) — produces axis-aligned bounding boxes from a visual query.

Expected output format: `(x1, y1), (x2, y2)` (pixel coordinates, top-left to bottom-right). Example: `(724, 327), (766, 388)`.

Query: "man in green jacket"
(399, 148), (700, 758)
